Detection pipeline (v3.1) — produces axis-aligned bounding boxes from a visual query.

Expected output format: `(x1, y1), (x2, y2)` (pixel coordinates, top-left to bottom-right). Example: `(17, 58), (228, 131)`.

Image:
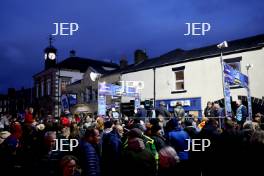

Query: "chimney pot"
(70, 50), (76, 57)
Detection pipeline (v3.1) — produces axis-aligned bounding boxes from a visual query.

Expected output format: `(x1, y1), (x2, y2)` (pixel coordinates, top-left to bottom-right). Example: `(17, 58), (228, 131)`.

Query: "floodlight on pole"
(218, 41), (229, 120)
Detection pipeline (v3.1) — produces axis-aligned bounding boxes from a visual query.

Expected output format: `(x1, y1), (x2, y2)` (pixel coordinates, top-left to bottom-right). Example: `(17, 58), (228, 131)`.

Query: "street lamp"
(217, 41), (229, 119)
(245, 64), (253, 120)
(246, 64), (253, 76)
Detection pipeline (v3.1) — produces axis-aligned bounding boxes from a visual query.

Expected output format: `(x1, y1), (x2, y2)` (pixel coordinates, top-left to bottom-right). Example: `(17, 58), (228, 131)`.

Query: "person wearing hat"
(121, 128), (157, 176)
(151, 124), (166, 152)
(155, 101), (171, 119)
(174, 102), (185, 123)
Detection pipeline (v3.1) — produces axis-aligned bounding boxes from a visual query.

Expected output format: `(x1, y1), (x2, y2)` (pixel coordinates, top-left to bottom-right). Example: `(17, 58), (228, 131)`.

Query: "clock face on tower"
(48, 53), (56, 60)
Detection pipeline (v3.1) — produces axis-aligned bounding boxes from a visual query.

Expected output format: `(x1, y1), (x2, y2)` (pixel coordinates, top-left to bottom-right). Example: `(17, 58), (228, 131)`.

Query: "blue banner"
(134, 96), (141, 110)
(224, 63), (248, 88)
(68, 94), (77, 106)
(247, 87), (252, 120)
(223, 83), (232, 117)
(98, 95), (106, 116)
(61, 94), (70, 112)
(98, 83), (138, 97)
(99, 83), (112, 96)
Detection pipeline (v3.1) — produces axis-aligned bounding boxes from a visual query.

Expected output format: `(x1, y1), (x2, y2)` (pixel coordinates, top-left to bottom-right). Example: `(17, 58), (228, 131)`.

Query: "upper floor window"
(172, 66), (185, 91)
(224, 57), (242, 71)
(47, 79), (51, 95)
(41, 81), (44, 97)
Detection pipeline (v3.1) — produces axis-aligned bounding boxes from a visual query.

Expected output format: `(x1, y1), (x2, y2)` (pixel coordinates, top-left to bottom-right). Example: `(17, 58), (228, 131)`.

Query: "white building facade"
(121, 34), (264, 117)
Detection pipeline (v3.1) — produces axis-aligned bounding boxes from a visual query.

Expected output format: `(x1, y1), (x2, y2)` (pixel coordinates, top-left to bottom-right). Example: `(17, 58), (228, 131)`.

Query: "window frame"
(47, 79), (51, 96)
(174, 70), (185, 91)
(41, 81), (45, 97)
(224, 57), (242, 88)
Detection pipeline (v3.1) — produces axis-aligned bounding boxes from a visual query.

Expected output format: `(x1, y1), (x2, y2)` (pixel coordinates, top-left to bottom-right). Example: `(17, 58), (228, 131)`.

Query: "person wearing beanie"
(151, 124), (166, 152)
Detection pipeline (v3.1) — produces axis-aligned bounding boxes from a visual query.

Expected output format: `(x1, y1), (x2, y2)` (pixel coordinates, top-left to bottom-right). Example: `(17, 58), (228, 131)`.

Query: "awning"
(70, 104), (91, 114)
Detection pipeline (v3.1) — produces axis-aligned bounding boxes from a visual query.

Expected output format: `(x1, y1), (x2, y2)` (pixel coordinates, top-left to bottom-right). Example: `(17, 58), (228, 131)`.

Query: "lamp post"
(246, 64), (253, 120)
(90, 72), (103, 116)
(217, 41), (229, 120)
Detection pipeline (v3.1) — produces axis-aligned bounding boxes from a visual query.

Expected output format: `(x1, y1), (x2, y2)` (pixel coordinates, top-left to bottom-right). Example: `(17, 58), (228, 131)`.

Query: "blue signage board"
(134, 96), (141, 110)
(99, 83), (112, 96)
(125, 86), (137, 97)
(68, 94), (77, 106)
(98, 95), (106, 116)
(99, 83), (138, 97)
(61, 94), (70, 112)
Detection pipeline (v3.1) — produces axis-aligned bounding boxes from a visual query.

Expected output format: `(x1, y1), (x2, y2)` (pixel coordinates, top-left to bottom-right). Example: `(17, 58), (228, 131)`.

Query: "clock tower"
(44, 36), (57, 70)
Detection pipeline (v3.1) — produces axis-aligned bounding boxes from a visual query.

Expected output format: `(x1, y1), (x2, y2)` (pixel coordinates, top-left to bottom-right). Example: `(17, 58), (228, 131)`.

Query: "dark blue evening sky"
(0, 0), (263, 93)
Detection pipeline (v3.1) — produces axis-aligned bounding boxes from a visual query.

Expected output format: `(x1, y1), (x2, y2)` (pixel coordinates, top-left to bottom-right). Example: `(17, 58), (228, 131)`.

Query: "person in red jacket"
(60, 116), (70, 127)
(25, 107), (34, 124)
(74, 114), (81, 124)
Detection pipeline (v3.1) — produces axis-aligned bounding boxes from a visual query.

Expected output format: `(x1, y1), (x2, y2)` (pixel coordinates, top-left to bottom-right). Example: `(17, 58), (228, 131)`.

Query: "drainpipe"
(153, 67), (156, 107)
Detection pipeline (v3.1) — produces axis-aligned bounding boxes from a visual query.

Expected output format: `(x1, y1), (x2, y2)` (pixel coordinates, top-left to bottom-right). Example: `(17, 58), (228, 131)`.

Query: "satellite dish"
(90, 72), (100, 81)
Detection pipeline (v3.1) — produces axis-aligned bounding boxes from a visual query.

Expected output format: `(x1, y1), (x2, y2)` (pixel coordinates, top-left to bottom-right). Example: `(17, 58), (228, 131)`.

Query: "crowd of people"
(0, 103), (264, 176)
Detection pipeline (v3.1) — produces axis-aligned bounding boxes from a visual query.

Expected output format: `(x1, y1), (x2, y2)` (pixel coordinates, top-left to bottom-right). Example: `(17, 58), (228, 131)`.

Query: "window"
(228, 62), (241, 71)
(175, 70), (185, 90)
(92, 90), (96, 102)
(81, 92), (85, 103)
(224, 57), (242, 88)
(85, 87), (93, 102)
(41, 81), (44, 96)
(36, 84), (39, 98)
(89, 87), (93, 101)
(224, 57), (241, 71)
(47, 79), (51, 95)
(61, 79), (71, 93)
(172, 66), (185, 92)
(95, 90), (98, 101)
(85, 88), (89, 102)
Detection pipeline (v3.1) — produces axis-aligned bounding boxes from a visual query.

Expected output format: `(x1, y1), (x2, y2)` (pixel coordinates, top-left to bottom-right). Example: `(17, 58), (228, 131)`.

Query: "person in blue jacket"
(79, 127), (101, 176)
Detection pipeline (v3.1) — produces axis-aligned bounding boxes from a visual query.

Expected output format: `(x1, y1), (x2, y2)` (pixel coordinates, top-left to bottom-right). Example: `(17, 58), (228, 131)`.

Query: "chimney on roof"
(70, 50), (76, 57)
(120, 56), (128, 69)
(134, 49), (148, 64)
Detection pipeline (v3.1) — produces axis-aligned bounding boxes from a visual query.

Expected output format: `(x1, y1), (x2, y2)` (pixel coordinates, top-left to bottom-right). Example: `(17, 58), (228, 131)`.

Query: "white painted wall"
(121, 69), (154, 103)
(121, 47), (264, 111)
